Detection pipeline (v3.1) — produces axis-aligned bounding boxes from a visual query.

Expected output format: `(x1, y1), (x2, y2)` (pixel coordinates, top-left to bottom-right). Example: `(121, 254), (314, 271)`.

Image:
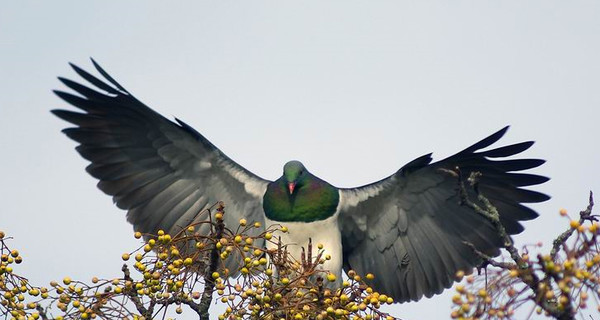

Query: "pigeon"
(52, 60), (549, 303)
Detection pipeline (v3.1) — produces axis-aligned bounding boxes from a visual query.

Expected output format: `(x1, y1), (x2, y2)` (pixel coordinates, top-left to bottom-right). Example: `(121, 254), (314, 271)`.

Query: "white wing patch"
(338, 179), (392, 211)
(221, 159), (268, 199)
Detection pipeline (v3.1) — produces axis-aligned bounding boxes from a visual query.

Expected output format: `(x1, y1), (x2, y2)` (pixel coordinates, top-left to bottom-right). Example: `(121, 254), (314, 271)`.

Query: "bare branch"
(551, 191), (595, 259)
(199, 202), (226, 319)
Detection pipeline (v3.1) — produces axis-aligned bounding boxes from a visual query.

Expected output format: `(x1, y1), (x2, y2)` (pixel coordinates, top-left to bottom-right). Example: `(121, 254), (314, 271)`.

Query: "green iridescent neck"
(263, 175), (339, 223)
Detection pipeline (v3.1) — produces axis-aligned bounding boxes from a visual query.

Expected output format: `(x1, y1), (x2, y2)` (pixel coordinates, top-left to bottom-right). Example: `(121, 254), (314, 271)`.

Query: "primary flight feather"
(53, 60), (549, 303)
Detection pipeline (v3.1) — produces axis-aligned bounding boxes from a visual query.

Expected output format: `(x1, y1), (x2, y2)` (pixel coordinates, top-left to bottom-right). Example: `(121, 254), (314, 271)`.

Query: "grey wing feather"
(339, 126), (549, 302)
(52, 60), (269, 257)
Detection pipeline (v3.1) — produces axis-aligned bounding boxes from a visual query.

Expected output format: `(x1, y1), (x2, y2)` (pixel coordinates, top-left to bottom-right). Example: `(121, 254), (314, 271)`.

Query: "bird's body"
(53, 60), (549, 303)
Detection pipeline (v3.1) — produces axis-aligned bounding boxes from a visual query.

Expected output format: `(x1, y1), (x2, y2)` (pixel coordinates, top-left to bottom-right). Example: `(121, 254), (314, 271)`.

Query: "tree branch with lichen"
(447, 168), (598, 320)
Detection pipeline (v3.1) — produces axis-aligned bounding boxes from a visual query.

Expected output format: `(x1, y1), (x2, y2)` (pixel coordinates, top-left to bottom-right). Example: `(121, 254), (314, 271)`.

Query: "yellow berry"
(122, 253), (130, 261)
(366, 273), (375, 280)
(570, 220), (580, 229)
(559, 208), (568, 216)
(461, 303), (471, 313)
(326, 273), (337, 282)
(134, 232), (142, 239)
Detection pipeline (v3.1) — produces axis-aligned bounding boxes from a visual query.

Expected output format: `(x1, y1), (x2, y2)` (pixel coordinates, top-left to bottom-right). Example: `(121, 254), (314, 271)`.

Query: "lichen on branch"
(448, 168), (598, 320)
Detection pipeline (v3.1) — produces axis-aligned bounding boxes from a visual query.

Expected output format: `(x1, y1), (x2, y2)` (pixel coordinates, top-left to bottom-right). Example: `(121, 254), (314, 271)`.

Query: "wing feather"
(53, 61), (269, 259)
(339, 126), (548, 302)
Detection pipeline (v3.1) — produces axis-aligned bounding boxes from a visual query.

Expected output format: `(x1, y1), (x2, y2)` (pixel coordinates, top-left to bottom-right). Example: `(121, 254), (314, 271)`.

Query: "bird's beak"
(288, 182), (296, 194)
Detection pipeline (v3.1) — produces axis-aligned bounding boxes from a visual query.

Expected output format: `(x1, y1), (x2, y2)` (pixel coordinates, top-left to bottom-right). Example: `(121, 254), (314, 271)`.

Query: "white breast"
(264, 198), (343, 283)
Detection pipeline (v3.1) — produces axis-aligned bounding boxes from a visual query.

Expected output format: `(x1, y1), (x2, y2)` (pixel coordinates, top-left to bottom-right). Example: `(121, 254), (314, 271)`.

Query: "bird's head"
(282, 160), (308, 195)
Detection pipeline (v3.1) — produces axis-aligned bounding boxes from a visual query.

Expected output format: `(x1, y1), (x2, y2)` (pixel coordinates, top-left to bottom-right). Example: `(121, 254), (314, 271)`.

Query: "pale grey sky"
(1, 1), (599, 319)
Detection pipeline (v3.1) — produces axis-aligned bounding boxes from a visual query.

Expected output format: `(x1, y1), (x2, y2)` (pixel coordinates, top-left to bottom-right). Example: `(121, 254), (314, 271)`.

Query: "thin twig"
(551, 191), (595, 259)
(35, 305), (49, 320)
(121, 264), (153, 318)
(461, 241), (516, 269)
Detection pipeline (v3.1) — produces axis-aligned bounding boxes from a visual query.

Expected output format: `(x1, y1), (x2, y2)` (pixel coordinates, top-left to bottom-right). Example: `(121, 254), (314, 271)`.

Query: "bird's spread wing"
(338, 127), (549, 302)
(52, 60), (269, 242)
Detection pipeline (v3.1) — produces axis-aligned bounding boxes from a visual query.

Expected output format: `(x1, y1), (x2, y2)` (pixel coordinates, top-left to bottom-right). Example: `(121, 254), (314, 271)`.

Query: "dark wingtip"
(53, 89), (76, 102)
(89, 58), (128, 93)
(50, 109), (68, 123)
(57, 76), (69, 85)
(52, 89), (64, 97)
(60, 127), (76, 137)
(493, 125), (510, 138)
(400, 153), (433, 175)
(460, 126), (510, 155)
(481, 141), (535, 158)
(534, 175), (551, 185)
(68, 60), (120, 94)
(540, 193), (551, 202)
